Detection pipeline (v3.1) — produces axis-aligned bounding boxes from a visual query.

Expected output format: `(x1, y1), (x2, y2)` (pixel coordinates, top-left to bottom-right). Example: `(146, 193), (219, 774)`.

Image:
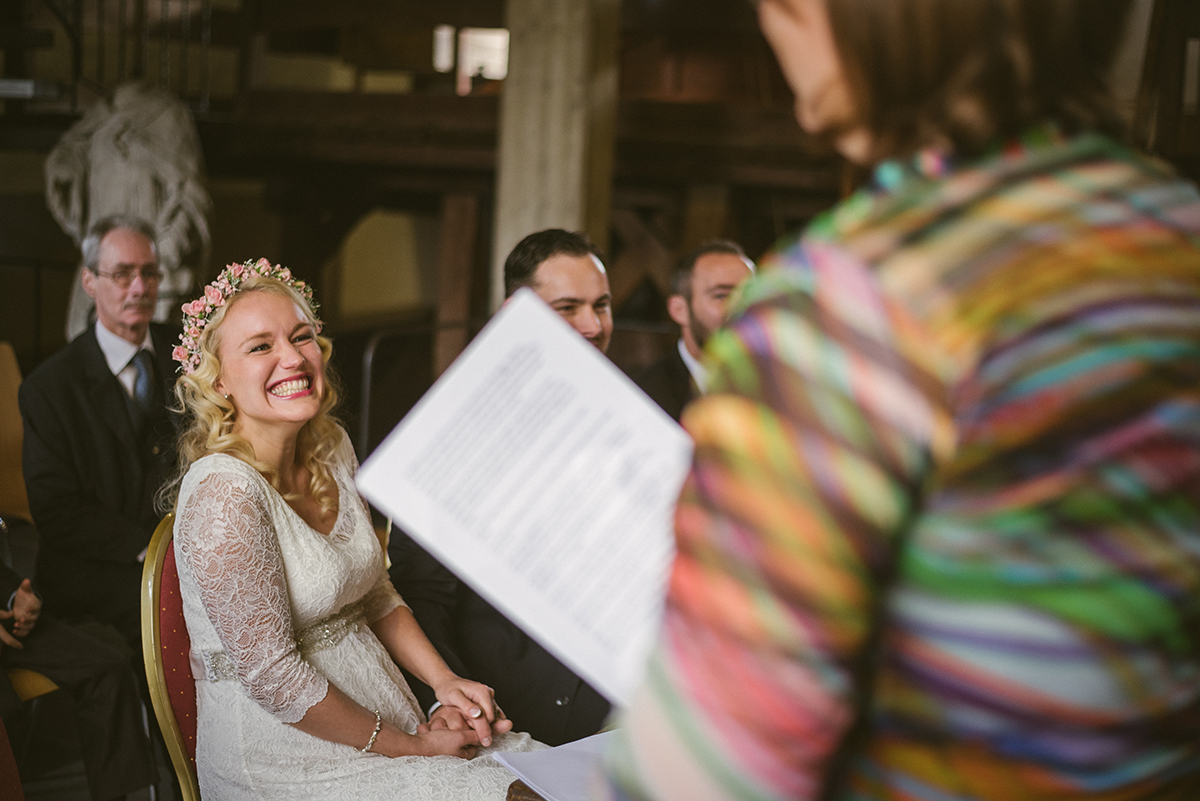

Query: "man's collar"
(677, 338), (707, 394)
(94, 320), (154, 376)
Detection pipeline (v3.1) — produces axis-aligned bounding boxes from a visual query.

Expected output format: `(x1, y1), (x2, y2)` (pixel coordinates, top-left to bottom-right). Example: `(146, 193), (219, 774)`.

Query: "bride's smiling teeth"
(269, 376), (311, 397)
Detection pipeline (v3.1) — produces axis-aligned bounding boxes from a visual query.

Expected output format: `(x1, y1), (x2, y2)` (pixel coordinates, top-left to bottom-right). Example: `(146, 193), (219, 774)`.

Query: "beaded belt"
(192, 601), (366, 683)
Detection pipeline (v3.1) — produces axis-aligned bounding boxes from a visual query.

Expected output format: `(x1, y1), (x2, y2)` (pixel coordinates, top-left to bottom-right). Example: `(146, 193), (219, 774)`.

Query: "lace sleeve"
(176, 464), (329, 723)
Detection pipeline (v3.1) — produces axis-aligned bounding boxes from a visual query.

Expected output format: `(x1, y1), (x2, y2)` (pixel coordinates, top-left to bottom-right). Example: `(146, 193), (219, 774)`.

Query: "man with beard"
(634, 241), (754, 421)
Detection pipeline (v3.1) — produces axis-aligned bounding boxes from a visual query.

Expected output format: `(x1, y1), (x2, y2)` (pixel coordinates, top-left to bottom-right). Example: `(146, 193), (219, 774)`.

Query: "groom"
(389, 229), (613, 745)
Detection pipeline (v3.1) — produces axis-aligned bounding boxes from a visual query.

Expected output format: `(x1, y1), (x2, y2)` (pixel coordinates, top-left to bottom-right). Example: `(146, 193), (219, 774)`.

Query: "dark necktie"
(131, 348), (157, 423)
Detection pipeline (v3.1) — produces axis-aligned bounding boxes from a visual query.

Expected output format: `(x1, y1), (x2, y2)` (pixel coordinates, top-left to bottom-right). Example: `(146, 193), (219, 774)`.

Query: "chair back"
(141, 512), (201, 801)
(0, 342), (30, 521)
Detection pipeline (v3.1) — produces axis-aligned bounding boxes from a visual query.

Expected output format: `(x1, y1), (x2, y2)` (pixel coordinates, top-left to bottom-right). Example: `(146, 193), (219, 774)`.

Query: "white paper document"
(356, 288), (693, 705)
(495, 731), (614, 801)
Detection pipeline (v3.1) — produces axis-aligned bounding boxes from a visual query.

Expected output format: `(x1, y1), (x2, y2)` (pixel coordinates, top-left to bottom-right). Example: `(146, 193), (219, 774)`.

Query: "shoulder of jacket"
(20, 334), (94, 397)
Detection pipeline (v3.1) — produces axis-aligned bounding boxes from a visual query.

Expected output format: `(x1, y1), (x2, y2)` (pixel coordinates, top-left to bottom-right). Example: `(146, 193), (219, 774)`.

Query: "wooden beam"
(191, 93), (839, 191)
(435, 194), (479, 375)
(258, 0), (505, 31)
(679, 183), (729, 252)
(584, 0), (622, 252)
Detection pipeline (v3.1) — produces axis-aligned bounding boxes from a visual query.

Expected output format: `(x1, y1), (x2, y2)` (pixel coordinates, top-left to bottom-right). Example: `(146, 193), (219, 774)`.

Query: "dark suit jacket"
(18, 323), (178, 647)
(633, 343), (697, 423)
(390, 532), (611, 746)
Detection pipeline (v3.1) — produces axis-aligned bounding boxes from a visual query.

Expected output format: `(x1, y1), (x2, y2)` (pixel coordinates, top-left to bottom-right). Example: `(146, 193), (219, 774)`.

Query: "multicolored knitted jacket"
(606, 130), (1200, 801)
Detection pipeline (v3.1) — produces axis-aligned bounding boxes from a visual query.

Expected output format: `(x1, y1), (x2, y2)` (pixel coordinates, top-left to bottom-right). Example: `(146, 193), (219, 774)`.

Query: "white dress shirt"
(677, 338), (708, 395)
(94, 320), (155, 400)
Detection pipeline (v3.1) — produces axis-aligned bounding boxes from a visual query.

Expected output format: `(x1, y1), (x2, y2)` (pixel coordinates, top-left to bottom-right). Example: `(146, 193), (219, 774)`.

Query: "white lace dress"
(174, 434), (541, 800)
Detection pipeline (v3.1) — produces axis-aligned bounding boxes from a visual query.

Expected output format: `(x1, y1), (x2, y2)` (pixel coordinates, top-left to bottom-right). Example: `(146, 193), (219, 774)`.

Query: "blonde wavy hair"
(165, 276), (343, 514)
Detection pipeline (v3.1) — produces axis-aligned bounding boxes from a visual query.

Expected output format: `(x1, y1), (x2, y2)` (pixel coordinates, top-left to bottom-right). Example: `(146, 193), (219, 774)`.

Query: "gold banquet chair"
(141, 513), (202, 801)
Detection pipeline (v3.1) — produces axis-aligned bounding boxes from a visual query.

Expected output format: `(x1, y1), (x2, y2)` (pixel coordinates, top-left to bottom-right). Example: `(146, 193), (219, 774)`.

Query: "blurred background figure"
(634, 240), (754, 421)
(605, 1), (1200, 800)
(45, 81), (211, 339)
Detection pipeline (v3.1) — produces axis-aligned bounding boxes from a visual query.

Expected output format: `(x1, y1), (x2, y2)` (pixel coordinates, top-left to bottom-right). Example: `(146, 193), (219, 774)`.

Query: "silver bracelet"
(360, 709), (382, 753)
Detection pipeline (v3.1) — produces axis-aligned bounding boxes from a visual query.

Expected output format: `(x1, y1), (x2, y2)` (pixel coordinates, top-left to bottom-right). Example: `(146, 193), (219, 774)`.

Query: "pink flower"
(204, 285), (223, 305)
(231, 263), (245, 278)
(279, 268), (292, 281)
(188, 326), (201, 338)
(187, 299), (205, 316)
(172, 345), (189, 362)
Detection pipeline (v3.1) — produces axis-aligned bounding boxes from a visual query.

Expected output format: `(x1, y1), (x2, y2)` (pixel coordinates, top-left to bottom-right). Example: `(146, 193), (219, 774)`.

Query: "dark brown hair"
(503, 229), (605, 298)
(671, 240), (751, 298)
(823, 0), (1133, 160)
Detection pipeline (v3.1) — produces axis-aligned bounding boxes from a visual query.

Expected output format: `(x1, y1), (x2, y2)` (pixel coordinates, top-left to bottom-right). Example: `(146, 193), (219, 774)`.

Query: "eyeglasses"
(93, 267), (163, 287)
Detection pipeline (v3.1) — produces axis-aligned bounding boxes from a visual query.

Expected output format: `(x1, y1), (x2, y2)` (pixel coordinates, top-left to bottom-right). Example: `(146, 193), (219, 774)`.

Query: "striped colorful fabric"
(604, 130), (1200, 801)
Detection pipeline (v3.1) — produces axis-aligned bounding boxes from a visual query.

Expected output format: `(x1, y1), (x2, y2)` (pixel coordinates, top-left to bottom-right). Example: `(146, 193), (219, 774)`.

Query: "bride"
(168, 259), (541, 800)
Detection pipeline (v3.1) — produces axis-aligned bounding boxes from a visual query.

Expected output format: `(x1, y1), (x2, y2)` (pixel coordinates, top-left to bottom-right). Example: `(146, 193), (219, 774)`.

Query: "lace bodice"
(174, 433), (403, 723)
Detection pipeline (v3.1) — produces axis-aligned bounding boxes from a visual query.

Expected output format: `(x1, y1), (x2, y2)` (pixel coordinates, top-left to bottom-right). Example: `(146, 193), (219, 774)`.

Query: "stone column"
(490, 0), (621, 309)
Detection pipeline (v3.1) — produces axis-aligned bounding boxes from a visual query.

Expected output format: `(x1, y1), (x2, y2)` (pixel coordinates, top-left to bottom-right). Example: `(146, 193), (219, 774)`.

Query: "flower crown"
(173, 258), (321, 375)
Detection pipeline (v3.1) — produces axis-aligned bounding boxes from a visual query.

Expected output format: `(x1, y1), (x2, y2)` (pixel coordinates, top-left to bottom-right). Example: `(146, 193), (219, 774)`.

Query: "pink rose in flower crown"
(174, 257), (321, 374)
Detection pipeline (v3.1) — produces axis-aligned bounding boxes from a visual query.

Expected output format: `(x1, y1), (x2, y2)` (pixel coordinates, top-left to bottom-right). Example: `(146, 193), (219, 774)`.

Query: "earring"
(223, 394), (230, 400)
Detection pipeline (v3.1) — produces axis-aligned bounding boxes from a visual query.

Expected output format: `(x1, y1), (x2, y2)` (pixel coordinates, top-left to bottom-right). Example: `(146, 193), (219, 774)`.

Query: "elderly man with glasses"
(18, 215), (179, 655)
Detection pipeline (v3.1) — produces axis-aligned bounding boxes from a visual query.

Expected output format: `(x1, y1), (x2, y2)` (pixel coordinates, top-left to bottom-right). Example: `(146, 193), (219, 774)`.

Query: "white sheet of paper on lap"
(356, 288), (693, 706)
(494, 731), (614, 801)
